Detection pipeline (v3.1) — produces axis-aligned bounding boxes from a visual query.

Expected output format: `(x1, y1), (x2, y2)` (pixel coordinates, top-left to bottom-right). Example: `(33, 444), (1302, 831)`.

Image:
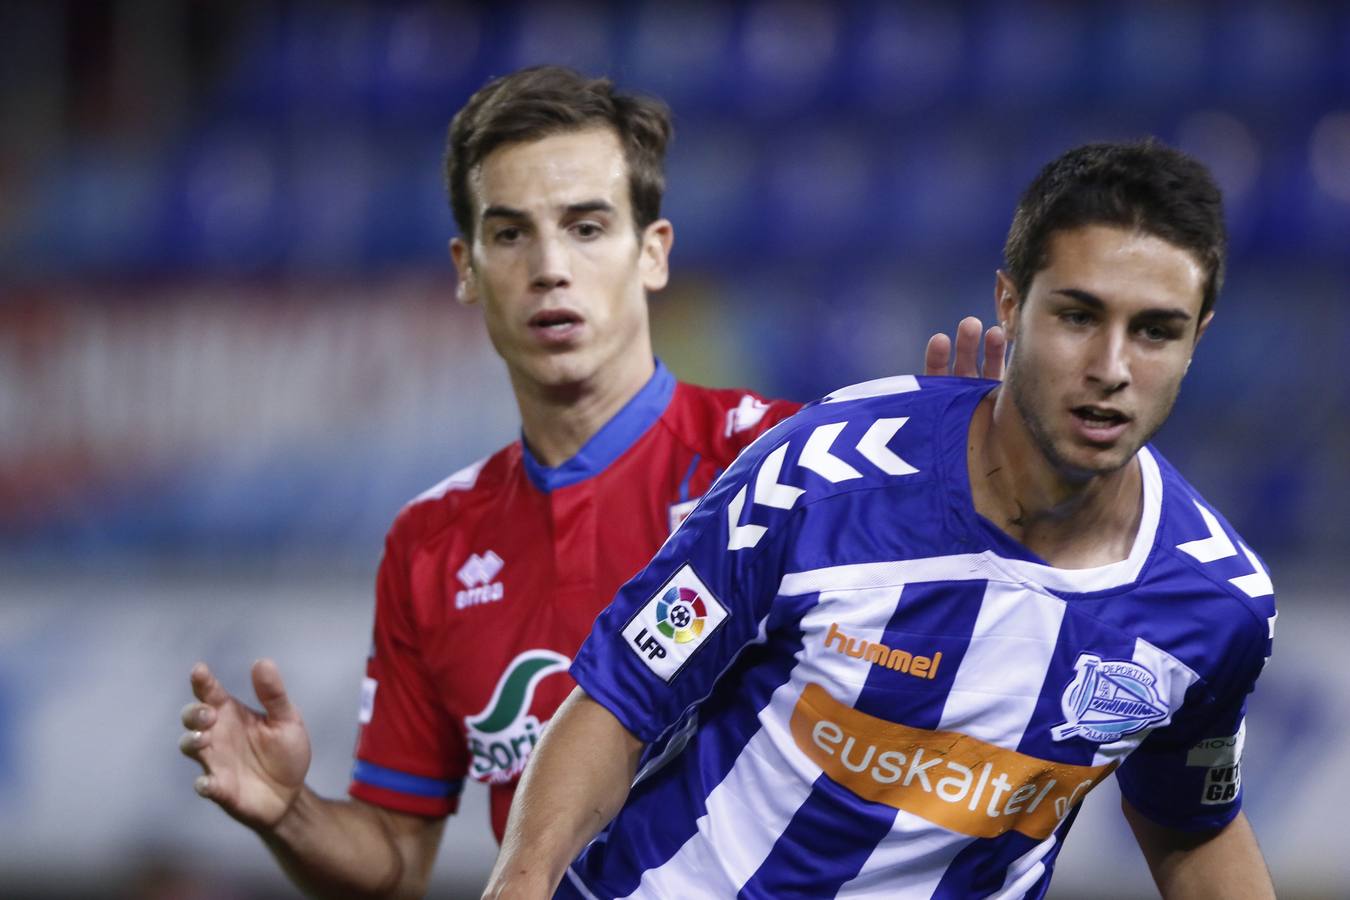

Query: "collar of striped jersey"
(944, 382), (1165, 595)
(520, 359), (676, 493)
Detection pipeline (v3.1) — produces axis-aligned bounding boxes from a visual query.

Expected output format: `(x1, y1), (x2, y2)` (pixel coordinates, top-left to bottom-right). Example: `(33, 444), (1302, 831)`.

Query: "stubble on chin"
(1005, 362), (1127, 482)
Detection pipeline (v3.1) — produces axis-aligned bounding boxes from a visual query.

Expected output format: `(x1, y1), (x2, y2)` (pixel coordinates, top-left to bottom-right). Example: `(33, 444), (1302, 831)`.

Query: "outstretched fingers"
(190, 662), (231, 707)
(924, 333), (952, 376)
(194, 772), (222, 801)
(983, 325), (1007, 381)
(952, 316), (983, 379)
(251, 658), (299, 724)
(926, 318), (1006, 381)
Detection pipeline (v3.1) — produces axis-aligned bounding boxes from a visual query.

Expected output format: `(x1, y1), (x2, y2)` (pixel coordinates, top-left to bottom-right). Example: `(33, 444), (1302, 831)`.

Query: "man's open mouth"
(1072, 406), (1131, 427)
(529, 309), (583, 331)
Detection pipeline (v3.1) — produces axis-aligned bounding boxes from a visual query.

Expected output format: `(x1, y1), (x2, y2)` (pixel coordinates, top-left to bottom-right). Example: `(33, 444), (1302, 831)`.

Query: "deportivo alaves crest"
(1052, 653), (1168, 744)
(466, 650), (569, 783)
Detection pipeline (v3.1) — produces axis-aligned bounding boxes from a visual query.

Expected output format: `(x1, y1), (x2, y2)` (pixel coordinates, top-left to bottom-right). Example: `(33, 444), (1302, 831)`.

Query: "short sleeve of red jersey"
(349, 532), (465, 818)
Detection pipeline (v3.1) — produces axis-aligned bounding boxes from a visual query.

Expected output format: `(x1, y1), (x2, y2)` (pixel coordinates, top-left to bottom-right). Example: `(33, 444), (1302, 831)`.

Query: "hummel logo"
(456, 550), (504, 610)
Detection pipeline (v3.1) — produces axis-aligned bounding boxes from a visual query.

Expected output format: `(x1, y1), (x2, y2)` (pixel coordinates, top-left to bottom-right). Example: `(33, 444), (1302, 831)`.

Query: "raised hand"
(924, 316), (1007, 380)
(179, 659), (312, 831)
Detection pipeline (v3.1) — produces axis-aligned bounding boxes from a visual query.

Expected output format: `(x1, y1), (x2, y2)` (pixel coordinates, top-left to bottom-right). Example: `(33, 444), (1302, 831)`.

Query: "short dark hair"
(445, 65), (673, 241)
(1003, 139), (1227, 320)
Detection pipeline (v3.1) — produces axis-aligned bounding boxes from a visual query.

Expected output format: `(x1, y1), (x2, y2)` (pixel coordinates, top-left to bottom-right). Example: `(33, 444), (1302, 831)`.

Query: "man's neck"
(511, 355), (656, 468)
(968, 389), (1143, 569)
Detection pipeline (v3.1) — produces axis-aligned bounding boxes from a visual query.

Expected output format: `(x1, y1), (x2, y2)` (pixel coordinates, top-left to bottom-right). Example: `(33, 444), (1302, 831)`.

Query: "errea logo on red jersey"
(456, 550), (504, 609)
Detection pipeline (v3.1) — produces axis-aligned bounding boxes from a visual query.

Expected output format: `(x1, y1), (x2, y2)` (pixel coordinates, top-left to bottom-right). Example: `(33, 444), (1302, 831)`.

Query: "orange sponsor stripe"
(790, 683), (1115, 840)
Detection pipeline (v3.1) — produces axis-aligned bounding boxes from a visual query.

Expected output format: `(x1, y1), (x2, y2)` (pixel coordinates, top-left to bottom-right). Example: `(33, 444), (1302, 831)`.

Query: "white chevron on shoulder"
(1175, 501), (1237, 563)
(799, 422), (862, 483)
(823, 375), (920, 403)
(725, 417), (924, 551)
(1231, 543), (1274, 598)
(727, 485), (767, 550)
(755, 442), (806, 510)
(856, 417), (918, 476)
(1176, 500), (1273, 599)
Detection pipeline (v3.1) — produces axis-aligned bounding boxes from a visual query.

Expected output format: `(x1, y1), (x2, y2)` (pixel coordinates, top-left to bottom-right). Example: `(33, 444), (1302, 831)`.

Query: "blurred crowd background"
(1, 2), (1347, 898)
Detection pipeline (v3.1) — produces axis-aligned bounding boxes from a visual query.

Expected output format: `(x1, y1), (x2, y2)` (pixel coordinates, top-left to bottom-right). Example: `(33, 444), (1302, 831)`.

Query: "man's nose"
(529, 233), (571, 291)
(1087, 328), (1131, 392)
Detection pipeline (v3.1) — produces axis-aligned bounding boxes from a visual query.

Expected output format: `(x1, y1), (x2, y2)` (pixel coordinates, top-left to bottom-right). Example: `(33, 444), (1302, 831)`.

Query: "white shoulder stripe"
(779, 554), (998, 595)
(411, 456), (488, 504)
(824, 374), (921, 403)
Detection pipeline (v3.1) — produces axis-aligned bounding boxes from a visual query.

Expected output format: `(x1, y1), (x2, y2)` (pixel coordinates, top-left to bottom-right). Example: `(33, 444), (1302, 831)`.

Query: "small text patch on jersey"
(1052, 653), (1168, 743)
(1188, 719), (1245, 805)
(464, 650), (568, 783)
(359, 677), (377, 724)
(621, 564), (727, 682)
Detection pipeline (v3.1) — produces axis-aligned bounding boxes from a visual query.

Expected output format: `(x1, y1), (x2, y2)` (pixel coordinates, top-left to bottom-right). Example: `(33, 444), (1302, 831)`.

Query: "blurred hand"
(924, 316), (1006, 380)
(179, 659), (311, 831)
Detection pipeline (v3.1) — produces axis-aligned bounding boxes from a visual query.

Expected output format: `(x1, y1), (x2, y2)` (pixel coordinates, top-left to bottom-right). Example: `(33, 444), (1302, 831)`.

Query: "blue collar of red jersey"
(520, 359), (676, 493)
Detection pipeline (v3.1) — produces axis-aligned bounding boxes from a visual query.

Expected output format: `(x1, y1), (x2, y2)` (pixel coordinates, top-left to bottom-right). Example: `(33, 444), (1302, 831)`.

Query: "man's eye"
(573, 222), (603, 239)
(1061, 310), (1092, 326)
(1141, 324), (1176, 342)
(493, 227), (522, 243)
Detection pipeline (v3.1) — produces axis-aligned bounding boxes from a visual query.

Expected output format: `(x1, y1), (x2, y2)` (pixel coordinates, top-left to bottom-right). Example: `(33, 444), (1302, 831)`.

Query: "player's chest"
(785, 578), (1210, 766)
(410, 458), (728, 696)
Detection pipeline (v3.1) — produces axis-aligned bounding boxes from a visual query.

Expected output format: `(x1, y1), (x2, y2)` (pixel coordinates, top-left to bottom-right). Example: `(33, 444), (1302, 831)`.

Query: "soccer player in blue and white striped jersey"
(485, 140), (1277, 900)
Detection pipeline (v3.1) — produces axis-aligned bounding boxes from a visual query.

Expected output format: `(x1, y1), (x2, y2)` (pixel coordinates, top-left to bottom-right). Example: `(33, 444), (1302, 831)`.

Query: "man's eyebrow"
(481, 205), (527, 222)
(480, 200), (616, 222)
(563, 200), (616, 216)
(1053, 288), (1192, 321)
(1053, 288), (1106, 308)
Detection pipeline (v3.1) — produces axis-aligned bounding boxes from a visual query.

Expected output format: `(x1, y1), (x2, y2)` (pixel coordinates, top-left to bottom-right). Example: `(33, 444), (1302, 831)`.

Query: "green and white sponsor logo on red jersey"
(465, 650), (569, 784)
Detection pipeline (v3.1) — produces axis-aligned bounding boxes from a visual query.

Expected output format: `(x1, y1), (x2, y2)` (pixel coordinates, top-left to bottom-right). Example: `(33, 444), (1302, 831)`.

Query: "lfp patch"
(622, 564), (728, 682)
(1051, 653), (1168, 744)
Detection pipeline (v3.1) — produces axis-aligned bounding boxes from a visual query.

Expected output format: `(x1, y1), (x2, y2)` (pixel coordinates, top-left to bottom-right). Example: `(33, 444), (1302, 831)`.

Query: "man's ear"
(450, 237), (478, 306)
(1194, 309), (1215, 344)
(639, 219), (674, 293)
(1187, 310), (1215, 372)
(994, 270), (1021, 341)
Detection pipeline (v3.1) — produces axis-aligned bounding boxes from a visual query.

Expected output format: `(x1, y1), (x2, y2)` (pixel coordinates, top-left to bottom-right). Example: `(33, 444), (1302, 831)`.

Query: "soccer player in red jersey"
(177, 66), (1001, 897)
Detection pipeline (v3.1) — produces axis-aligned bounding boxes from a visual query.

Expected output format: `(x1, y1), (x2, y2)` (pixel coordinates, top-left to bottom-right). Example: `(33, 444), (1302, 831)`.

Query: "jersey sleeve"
(348, 531), (465, 818)
(1115, 595), (1274, 832)
(570, 432), (803, 744)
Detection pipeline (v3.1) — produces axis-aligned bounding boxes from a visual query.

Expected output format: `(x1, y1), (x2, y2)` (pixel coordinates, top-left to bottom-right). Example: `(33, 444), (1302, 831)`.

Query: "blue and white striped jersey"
(566, 376), (1275, 900)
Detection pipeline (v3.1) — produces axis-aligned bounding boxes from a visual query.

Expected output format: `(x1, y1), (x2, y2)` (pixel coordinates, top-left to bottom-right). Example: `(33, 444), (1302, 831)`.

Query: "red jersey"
(348, 362), (799, 839)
